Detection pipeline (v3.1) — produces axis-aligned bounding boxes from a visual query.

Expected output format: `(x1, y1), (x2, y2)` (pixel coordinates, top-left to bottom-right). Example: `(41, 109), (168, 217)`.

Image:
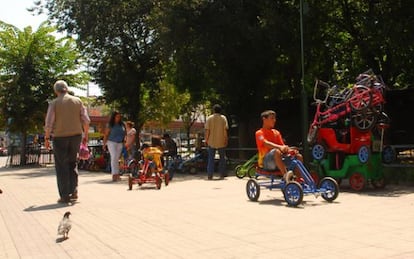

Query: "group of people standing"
(45, 80), (232, 203)
(44, 80), (138, 203)
(47, 79), (290, 204)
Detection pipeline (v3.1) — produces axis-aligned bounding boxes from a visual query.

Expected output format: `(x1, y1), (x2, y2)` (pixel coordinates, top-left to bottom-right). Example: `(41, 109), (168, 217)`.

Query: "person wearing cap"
(205, 104), (228, 180)
(44, 80), (90, 203)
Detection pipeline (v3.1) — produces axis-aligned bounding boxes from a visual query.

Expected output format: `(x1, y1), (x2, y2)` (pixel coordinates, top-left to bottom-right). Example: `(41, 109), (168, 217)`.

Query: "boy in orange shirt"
(255, 110), (303, 180)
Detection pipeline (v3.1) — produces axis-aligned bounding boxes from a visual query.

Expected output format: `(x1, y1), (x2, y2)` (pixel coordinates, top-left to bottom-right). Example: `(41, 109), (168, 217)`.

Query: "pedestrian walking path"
(1, 165), (414, 258)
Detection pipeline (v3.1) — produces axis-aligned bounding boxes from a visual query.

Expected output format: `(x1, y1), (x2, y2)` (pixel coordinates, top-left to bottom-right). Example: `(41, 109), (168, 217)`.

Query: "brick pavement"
(1, 164), (414, 259)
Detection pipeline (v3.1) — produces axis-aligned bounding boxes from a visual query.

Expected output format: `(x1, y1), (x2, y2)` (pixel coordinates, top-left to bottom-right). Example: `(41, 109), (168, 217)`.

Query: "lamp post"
(300, 0), (309, 163)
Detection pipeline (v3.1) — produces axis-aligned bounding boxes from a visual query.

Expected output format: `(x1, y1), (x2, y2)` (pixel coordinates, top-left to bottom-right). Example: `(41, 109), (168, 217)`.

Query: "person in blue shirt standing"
(103, 111), (126, 181)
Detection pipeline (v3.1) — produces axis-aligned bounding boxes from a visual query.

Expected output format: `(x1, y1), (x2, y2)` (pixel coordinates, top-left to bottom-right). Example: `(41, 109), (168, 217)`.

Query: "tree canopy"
(45, 0), (160, 129)
(0, 21), (88, 164)
(42, 0), (414, 142)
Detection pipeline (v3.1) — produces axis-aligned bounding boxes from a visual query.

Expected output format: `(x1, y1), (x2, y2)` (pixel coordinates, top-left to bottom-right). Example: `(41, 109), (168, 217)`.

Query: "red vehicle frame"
(311, 127), (372, 163)
(307, 78), (385, 144)
(128, 147), (169, 190)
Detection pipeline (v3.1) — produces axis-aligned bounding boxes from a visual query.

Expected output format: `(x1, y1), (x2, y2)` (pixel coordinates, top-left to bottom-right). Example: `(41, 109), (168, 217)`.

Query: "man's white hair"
(53, 80), (68, 93)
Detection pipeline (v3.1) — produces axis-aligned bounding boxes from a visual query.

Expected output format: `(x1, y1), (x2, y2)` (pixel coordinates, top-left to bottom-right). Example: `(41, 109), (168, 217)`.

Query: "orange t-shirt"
(255, 128), (285, 167)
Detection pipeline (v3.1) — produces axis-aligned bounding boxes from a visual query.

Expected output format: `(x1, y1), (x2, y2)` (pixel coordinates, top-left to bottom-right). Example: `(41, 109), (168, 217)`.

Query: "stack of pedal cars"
(308, 69), (389, 191)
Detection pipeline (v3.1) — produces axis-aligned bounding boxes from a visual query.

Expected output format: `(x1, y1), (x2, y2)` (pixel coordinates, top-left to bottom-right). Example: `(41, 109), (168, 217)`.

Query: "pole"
(300, 0), (309, 164)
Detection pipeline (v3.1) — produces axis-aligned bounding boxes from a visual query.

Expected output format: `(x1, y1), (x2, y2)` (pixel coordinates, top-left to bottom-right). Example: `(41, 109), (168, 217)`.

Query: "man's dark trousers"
(53, 135), (82, 198)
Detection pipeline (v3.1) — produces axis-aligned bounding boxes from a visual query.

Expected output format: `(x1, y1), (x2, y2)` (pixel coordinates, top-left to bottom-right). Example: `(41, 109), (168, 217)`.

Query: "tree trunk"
(237, 120), (250, 160)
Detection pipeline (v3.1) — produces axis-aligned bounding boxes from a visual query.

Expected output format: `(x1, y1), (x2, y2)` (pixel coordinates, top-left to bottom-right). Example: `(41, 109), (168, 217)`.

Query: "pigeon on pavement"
(57, 211), (72, 240)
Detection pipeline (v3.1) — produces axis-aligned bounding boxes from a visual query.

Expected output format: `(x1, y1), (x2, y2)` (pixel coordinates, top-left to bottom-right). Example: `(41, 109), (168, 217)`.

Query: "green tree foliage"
(44, 0), (414, 144)
(0, 21), (88, 164)
(302, 0), (414, 87)
(154, 0), (304, 118)
(45, 0), (160, 129)
(141, 80), (190, 127)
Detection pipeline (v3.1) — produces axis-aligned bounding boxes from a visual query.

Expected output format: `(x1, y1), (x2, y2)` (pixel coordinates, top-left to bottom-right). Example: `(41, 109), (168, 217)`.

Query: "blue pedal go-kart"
(246, 151), (339, 207)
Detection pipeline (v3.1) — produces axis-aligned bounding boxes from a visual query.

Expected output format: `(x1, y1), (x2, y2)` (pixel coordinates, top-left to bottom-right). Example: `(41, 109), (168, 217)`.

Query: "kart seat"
(255, 166), (284, 177)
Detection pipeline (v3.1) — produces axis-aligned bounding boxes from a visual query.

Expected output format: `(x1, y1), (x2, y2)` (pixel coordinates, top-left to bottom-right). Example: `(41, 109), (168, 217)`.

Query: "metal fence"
(6, 145), (54, 167)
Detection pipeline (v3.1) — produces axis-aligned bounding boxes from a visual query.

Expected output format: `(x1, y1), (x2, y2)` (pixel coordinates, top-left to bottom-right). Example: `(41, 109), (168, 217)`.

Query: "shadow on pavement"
(256, 196), (339, 208)
(79, 170), (213, 185)
(339, 184), (414, 197)
(0, 166), (55, 178)
(24, 202), (75, 212)
(56, 237), (68, 243)
(257, 198), (286, 207)
(301, 199), (341, 207)
(128, 185), (162, 191)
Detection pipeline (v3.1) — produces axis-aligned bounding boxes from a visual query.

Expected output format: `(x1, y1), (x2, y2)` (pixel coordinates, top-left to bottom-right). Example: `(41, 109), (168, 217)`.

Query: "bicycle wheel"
(349, 85), (372, 111)
(353, 109), (377, 131)
(235, 165), (245, 179)
(247, 165), (257, 178)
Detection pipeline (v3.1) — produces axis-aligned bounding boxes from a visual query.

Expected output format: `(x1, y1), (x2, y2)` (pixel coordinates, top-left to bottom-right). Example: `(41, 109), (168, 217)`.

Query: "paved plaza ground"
(1, 159), (414, 258)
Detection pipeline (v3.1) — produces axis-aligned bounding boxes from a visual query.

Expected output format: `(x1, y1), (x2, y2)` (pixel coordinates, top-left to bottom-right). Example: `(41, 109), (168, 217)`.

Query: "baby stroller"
(128, 145), (170, 190)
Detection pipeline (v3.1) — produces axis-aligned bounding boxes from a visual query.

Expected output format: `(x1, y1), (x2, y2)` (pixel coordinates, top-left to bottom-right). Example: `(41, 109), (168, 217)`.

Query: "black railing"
(6, 145), (54, 167)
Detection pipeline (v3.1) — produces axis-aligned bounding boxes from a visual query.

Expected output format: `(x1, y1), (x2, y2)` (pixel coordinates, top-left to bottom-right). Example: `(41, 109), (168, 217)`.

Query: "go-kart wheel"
(371, 178), (386, 189)
(235, 165), (244, 179)
(353, 110), (377, 131)
(335, 178), (342, 186)
(350, 85), (372, 111)
(307, 126), (318, 144)
(382, 146), (396, 164)
(318, 177), (339, 202)
(128, 175), (133, 190)
(358, 145), (370, 164)
(129, 160), (139, 178)
(246, 179), (260, 202)
(312, 144), (326, 161)
(283, 182), (303, 207)
(156, 176), (162, 189)
(247, 165), (257, 178)
(349, 172), (366, 191)
(164, 172), (170, 186)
